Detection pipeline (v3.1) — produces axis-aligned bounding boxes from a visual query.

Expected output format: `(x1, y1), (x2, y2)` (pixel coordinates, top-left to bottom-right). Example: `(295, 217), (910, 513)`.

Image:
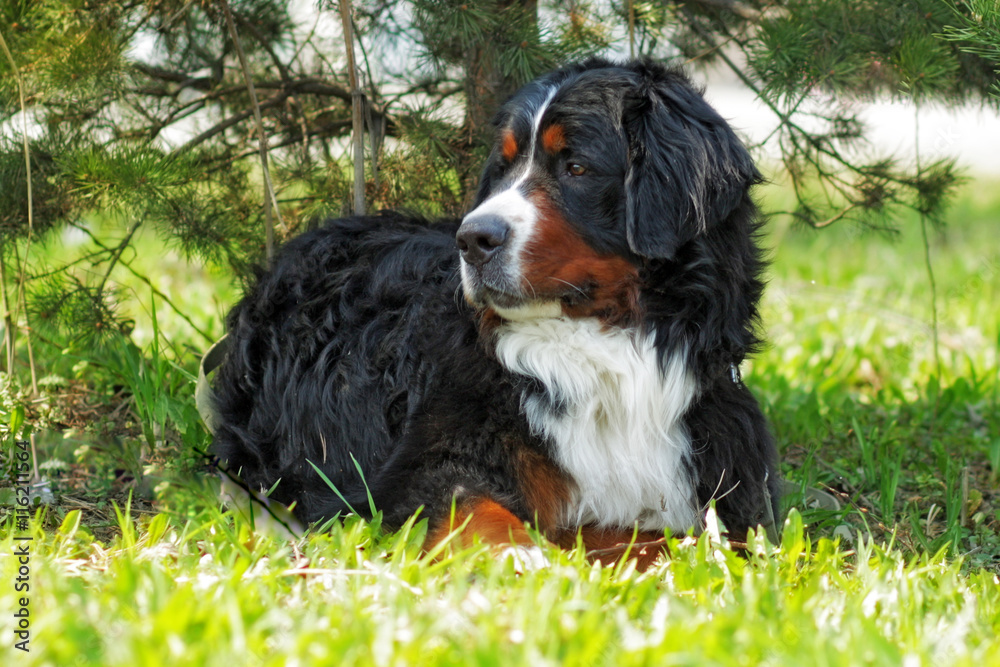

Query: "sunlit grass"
(2, 179), (1000, 666)
(2, 507), (999, 666)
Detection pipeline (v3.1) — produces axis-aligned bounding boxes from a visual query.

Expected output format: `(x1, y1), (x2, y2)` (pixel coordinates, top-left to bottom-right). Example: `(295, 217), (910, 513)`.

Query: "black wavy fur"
(211, 58), (780, 542)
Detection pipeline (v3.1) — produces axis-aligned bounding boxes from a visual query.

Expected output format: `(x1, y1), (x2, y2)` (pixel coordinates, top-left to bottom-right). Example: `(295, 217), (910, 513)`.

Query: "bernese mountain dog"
(211, 58), (780, 565)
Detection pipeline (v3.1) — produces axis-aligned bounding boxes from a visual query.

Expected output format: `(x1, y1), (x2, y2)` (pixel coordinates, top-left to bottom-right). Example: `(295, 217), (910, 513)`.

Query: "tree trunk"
(460, 0), (538, 207)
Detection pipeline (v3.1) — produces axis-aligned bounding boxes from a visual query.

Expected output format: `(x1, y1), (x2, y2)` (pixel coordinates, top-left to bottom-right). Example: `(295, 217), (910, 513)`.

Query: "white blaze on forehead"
(463, 84), (560, 222)
(459, 85), (561, 300)
(526, 85), (559, 153)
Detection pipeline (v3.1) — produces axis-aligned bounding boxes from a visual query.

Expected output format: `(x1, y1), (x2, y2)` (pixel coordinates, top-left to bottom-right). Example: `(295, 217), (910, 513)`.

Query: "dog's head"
(456, 58), (760, 323)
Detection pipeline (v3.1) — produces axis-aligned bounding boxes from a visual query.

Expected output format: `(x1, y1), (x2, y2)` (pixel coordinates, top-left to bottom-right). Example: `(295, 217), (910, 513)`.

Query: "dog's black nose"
(456, 215), (509, 267)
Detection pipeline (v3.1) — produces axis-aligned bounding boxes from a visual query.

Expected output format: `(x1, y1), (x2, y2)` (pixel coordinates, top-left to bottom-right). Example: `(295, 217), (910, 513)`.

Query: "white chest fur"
(494, 316), (700, 533)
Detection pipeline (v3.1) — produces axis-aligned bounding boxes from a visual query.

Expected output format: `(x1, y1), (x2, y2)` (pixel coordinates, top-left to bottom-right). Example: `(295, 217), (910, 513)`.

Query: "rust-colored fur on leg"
(426, 503), (669, 572)
(556, 525), (668, 571)
(425, 497), (537, 552)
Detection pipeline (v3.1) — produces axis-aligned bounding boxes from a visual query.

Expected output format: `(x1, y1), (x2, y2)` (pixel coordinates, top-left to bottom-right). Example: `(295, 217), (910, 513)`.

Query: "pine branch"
(688, 12), (950, 230)
(234, 10), (314, 163)
(96, 221), (143, 297)
(27, 249), (116, 281)
(167, 77), (397, 173)
(127, 83), (249, 139)
(66, 222), (215, 344)
(205, 119), (352, 173)
(233, 13), (294, 84)
(770, 203), (861, 229)
(133, 62), (220, 92)
(684, 0), (762, 21)
(176, 93), (289, 152)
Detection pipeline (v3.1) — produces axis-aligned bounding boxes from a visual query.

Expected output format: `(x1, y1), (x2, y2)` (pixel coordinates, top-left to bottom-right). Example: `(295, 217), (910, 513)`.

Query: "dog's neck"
(492, 316), (701, 532)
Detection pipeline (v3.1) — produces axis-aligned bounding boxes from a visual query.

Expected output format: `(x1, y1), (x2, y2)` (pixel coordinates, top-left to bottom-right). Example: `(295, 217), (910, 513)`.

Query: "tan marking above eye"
(502, 130), (518, 161)
(541, 124), (567, 154)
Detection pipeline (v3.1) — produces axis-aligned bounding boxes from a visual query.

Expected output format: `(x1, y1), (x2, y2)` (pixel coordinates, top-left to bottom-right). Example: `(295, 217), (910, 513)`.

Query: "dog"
(211, 58), (780, 565)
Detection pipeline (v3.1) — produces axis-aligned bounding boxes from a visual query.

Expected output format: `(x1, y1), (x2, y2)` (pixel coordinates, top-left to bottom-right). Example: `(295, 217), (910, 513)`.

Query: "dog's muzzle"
(456, 210), (524, 307)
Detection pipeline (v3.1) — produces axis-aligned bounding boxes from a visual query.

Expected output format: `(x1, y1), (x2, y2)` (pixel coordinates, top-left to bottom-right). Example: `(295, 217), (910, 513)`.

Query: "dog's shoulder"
(271, 213), (461, 288)
(229, 213), (462, 331)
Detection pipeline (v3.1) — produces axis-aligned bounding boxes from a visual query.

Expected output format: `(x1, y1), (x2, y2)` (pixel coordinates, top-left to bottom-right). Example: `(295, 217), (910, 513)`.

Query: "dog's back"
(213, 213), (478, 521)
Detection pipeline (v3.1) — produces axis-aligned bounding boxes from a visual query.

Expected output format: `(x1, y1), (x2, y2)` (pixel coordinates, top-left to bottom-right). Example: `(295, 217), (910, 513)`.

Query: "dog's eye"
(567, 163), (587, 177)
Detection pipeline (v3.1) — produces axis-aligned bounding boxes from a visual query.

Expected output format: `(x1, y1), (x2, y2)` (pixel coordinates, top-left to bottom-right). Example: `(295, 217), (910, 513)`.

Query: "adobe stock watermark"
(10, 439), (33, 653)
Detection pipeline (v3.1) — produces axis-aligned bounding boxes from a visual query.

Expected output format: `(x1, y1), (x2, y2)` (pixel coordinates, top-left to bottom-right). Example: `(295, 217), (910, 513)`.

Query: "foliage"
(941, 0), (1000, 97)
(0, 1), (997, 350)
(699, 0), (988, 232)
(751, 183), (1000, 565)
(0, 6), (997, 658)
(0, 5), (996, 662)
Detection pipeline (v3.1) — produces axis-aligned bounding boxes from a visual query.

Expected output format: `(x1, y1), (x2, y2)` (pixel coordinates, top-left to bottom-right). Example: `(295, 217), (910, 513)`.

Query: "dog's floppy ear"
(623, 64), (760, 260)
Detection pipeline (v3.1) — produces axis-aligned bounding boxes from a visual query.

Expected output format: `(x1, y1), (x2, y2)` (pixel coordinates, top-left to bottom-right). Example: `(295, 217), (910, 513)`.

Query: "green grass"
(2, 512), (1000, 666)
(2, 510), (1000, 666)
(2, 180), (1000, 666)
(752, 180), (1000, 565)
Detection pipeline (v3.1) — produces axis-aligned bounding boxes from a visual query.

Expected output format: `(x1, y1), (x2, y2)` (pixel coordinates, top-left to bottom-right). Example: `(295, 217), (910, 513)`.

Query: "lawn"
(1, 179), (999, 666)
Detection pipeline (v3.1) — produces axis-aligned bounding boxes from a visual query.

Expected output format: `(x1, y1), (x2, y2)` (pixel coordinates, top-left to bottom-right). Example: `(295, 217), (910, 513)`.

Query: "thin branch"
(629, 0), (636, 58)
(205, 119), (352, 173)
(290, 10), (323, 69)
(176, 93), (288, 152)
(220, 0), (283, 260)
(129, 83), (251, 138)
(120, 268), (215, 345)
(690, 15), (925, 234)
(133, 62), (219, 91)
(8, 243), (37, 393)
(339, 0), (366, 216)
(685, 0), (762, 21)
(749, 88), (813, 150)
(232, 9), (316, 163)
(770, 203), (861, 229)
(67, 222), (215, 344)
(353, 16), (383, 193)
(96, 222), (144, 297)
(914, 106), (941, 379)
(0, 237), (13, 385)
(136, 66), (392, 133)
(255, 78), (353, 101)
(387, 78), (462, 103)
(26, 250), (118, 281)
(195, 444), (303, 539)
(0, 26), (38, 394)
(687, 15), (875, 178)
(233, 14), (294, 83)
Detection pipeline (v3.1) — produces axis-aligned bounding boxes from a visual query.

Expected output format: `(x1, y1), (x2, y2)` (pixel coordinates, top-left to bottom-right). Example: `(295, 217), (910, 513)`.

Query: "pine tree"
(0, 0), (997, 359)
(941, 0), (1000, 97)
